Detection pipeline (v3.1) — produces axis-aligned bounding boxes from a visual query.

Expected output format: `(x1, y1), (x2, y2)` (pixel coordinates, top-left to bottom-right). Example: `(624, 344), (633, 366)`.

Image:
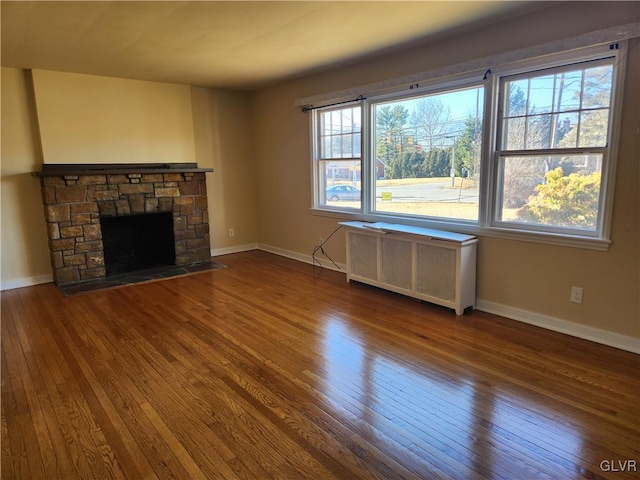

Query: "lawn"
(334, 177), (476, 189)
(326, 177), (520, 222)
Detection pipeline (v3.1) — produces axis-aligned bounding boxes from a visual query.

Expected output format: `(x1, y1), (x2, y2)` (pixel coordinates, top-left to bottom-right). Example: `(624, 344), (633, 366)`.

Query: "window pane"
(556, 70), (582, 112)
(353, 132), (361, 157)
(319, 106), (361, 160)
(552, 112), (579, 148)
(503, 117), (526, 150)
(322, 137), (331, 158)
(578, 109), (609, 147)
(583, 66), (612, 108)
(331, 136), (341, 157)
(341, 134), (352, 157)
(373, 86), (483, 221)
(497, 154), (603, 231)
(342, 108), (353, 128)
(331, 110), (341, 132)
(319, 160), (361, 209)
(322, 114), (332, 136)
(501, 61), (612, 152)
(506, 79), (528, 116)
(528, 75), (554, 114)
(525, 114), (552, 149)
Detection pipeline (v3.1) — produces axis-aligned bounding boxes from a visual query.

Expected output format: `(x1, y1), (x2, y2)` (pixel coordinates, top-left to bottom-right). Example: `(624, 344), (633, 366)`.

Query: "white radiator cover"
(342, 222), (478, 315)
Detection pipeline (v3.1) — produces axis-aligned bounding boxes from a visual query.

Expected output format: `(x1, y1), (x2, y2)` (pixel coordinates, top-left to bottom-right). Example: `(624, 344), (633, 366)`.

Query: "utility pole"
(445, 135), (457, 187)
(450, 145), (456, 186)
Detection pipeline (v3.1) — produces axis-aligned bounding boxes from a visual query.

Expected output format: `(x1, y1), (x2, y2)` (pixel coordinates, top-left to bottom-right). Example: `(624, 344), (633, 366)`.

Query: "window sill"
(310, 208), (612, 251)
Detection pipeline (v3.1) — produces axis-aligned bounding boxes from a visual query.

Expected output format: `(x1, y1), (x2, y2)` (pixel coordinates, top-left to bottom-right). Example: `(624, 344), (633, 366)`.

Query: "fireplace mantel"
(33, 162), (213, 177)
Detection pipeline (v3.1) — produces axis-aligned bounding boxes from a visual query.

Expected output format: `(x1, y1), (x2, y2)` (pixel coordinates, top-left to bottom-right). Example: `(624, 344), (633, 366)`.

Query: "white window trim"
(311, 102), (364, 212)
(307, 39), (630, 252)
(488, 47), (623, 241)
(366, 77), (487, 222)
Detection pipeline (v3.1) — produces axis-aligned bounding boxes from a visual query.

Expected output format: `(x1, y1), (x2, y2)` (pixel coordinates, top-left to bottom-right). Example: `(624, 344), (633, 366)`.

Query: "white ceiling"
(1, 1), (539, 89)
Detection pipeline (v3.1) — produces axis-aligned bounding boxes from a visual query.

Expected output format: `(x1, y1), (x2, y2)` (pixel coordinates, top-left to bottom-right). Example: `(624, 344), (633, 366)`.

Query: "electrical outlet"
(229, 228), (235, 237)
(570, 286), (583, 304)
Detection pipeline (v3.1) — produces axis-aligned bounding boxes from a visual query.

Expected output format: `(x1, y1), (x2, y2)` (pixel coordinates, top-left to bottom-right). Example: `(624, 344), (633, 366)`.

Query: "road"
(376, 180), (479, 203)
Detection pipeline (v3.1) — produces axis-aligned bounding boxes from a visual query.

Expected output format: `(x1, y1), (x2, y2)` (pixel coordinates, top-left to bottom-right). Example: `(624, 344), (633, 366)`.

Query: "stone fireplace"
(34, 163), (213, 285)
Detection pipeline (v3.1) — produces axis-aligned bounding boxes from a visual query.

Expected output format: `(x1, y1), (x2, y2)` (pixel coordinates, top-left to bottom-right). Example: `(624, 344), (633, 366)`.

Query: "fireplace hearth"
(34, 163), (213, 285)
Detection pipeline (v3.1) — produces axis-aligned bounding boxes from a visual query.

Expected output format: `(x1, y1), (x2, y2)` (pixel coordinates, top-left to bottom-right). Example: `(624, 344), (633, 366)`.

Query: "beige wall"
(251, 1), (640, 339)
(191, 87), (258, 251)
(1, 69), (51, 286)
(31, 70), (197, 165)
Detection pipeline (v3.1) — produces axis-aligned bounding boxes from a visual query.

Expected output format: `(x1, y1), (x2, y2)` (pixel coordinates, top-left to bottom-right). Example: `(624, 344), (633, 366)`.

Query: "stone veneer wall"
(39, 172), (210, 285)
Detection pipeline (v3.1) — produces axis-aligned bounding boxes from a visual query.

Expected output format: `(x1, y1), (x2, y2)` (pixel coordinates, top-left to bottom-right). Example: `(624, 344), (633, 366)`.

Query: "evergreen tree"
(454, 117), (482, 179)
(421, 148), (450, 178)
(376, 105), (409, 166)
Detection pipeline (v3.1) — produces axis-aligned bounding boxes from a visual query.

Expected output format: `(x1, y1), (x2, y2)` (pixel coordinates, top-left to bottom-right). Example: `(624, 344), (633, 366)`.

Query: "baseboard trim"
(0, 274), (53, 291)
(211, 244), (259, 257)
(259, 245), (638, 354)
(258, 244), (346, 272)
(476, 300), (639, 354)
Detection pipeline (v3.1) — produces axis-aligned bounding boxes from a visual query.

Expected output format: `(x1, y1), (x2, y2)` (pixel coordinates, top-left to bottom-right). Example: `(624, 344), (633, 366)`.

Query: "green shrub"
(517, 167), (601, 229)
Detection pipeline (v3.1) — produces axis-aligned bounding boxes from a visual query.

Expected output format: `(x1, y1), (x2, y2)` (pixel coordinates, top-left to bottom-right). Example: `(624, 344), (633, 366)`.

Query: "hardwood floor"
(2, 250), (639, 479)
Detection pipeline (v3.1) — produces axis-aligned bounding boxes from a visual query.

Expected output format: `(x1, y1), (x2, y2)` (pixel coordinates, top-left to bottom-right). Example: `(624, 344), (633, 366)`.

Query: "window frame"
(367, 79), (486, 224)
(312, 102), (363, 212)
(490, 55), (618, 239)
(309, 42), (627, 251)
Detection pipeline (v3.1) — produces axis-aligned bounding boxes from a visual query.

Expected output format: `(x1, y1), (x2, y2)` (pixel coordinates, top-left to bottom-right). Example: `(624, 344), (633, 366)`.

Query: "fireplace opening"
(100, 213), (175, 276)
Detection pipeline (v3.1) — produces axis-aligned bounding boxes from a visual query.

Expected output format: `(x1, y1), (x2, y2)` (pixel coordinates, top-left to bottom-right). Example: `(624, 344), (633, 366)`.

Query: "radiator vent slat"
(416, 244), (456, 301)
(348, 232), (378, 281)
(381, 237), (412, 290)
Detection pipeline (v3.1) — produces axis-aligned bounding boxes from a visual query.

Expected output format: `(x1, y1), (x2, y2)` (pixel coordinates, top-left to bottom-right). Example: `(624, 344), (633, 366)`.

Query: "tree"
(454, 117), (482, 180)
(517, 167), (601, 229)
(507, 83), (527, 116)
(421, 148), (450, 178)
(376, 105), (409, 164)
(502, 85), (551, 208)
(533, 66), (612, 180)
(409, 98), (451, 151)
(387, 156), (403, 179)
(404, 152), (423, 178)
(557, 66), (612, 149)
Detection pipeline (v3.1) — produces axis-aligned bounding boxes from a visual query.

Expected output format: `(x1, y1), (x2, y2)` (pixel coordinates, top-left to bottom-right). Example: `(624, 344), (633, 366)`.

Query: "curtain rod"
(300, 94), (366, 113)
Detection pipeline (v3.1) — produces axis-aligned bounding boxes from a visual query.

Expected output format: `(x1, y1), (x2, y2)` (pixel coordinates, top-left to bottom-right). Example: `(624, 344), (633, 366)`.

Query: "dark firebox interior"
(100, 212), (175, 276)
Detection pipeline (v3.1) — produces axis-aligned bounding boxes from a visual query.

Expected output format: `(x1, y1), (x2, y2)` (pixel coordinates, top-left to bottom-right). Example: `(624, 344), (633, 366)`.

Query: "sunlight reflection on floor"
(319, 317), (582, 479)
